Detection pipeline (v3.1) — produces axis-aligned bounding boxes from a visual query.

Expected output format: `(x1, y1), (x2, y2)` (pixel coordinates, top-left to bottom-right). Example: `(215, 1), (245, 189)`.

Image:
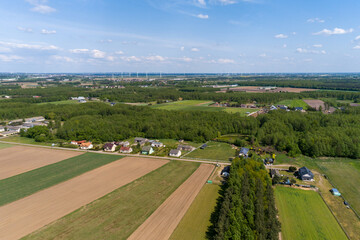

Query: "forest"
(208, 157), (280, 240)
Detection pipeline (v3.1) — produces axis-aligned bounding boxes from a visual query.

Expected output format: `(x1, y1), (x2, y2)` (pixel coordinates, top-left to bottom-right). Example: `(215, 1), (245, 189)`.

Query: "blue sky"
(0, 0), (360, 73)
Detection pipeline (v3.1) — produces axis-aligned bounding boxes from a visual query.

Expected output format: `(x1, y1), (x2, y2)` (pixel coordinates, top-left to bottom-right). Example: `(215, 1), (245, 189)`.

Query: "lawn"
(275, 186), (347, 240)
(170, 184), (220, 240)
(24, 161), (200, 240)
(1, 136), (53, 146)
(0, 153), (122, 206)
(316, 158), (360, 215)
(276, 99), (309, 109)
(186, 141), (236, 161)
(0, 143), (12, 149)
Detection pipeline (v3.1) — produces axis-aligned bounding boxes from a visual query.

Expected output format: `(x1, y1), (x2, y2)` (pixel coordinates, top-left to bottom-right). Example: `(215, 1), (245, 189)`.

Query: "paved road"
(0, 139), (231, 166)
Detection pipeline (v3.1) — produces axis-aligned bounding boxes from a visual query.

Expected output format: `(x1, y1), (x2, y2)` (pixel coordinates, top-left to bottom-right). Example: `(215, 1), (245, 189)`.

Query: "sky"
(0, 0), (360, 73)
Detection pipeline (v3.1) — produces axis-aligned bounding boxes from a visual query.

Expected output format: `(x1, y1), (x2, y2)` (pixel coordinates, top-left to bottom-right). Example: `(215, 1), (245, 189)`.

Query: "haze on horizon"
(1, 0), (360, 73)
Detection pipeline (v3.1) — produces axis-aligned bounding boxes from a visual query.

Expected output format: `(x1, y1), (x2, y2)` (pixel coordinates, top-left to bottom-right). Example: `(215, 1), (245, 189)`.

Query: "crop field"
(0, 152), (121, 206)
(0, 146), (82, 180)
(151, 100), (257, 116)
(317, 159), (360, 215)
(170, 184), (220, 240)
(276, 99), (309, 109)
(128, 164), (214, 240)
(275, 187), (347, 240)
(1, 157), (167, 240)
(24, 160), (199, 240)
(186, 141), (236, 161)
(0, 142), (12, 149)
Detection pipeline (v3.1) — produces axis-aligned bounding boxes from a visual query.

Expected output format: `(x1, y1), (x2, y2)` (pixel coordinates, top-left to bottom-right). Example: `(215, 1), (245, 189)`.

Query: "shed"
(330, 188), (341, 196)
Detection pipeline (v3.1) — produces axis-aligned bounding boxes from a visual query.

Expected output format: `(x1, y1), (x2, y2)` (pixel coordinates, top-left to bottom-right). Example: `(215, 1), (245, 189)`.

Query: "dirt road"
(0, 146), (82, 180)
(0, 157), (167, 240)
(128, 164), (214, 240)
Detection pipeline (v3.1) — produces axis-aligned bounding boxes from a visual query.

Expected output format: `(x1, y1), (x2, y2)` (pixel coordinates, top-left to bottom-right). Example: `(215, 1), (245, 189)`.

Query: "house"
(141, 146), (154, 155)
(277, 105), (288, 110)
(135, 137), (148, 143)
(330, 188), (341, 196)
(270, 105), (277, 111)
(200, 144), (207, 149)
(0, 126), (5, 132)
(120, 146), (133, 153)
(71, 140), (86, 145)
(221, 166), (231, 177)
(151, 142), (164, 148)
(177, 144), (195, 151)
(78, 99), (87, 103)
(80, 142), (93, 150)
(298, 167), (314, 181)
(0, 130), (18, 137)
(239, 147), (249, 157)
(115, 141), (130, 147)
(295, 107), (303, 111)
(264, 158), (274, 165)
(6, 126), (21, 133)
(103, 143), (116, 152)
(169, 149), (181, 157)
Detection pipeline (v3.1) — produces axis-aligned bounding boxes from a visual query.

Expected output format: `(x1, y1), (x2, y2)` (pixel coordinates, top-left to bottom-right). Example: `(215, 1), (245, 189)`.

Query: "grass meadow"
(276, 99), (309, 109)
(186, 141), (236, 161)
(24, 161), (200, 240)
(275, 186), (347, 240)
(170, 184), (220, 240)
(0, 153), (122, 206)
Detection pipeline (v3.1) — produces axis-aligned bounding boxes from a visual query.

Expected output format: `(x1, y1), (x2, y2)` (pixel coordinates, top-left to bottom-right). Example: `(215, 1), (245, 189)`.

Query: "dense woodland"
(208, 158), (280, 240)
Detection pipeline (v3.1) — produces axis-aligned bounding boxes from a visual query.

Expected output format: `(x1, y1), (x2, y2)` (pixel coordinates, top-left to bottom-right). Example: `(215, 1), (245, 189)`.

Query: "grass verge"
(0, 143), (12, 149)
(0, 152), (122, 206)
(275, 186), (347, 240)
(170, 184), (220, 240)
(24, 161), (200, 240)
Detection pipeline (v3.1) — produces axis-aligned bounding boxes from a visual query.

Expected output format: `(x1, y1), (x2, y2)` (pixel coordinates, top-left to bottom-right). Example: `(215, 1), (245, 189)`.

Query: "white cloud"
(17, 27), (33, 33)
(259, 53), (267, 57)
(218, 58), (235, 63)
(100, 39), (113, 43)
(353, 45), (360, 49)
(307, 18), (325, 23)
(0, 41), (58, 50)
(70, 49), (89, 53)
(145, 55), (167, 61)
(121, 56), (141, 62)
(41, 29), (56, 34)
(275, 34), (288, 39)
(197, 0), (206, 6)
(191, 47), (200, 52)
(106, 56), (115, 61)
(115, 50), (124, 55)
(196, 14), (209, 19)
(216, 0), (237, 5)
(355, 36), (360, 41)
(313, 44), (323, 48)
(91, 49), (106, 58)
(0, 54), (24, 62)
(313, 28), (354, 36)
(180, 56), (193, 62)
(51, 55), (75, 63)
(180, 46), (185, 51)
(283, 44), (287, 48)
(0, 47), (11, 53)
(26, 0), (56, 14)
(296, 48), (326, 54)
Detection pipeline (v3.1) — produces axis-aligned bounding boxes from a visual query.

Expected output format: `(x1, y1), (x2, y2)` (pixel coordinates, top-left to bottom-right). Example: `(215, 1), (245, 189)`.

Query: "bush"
(289, 166), (297, 172)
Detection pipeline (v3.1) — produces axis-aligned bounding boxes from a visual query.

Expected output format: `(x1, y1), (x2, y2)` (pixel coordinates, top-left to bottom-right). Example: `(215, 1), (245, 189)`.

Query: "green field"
(37, 100), (81, 105)
(275, 187), (347, 240)
(0, 143), (12, 149)
(276, 99), (309, 109)
(1, 136), (53, 146)
(151, 100), (257, 116)
(170, 184), (220, 240)
(186, 142), (235, 161)
(0, 153), (122, 206)
(24, 161), (199, 240)
(316, 159), (360, 215)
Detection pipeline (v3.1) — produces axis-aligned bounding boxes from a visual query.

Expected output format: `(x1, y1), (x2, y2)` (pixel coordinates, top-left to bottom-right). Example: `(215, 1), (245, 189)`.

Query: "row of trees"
(208, 158), (280, 240)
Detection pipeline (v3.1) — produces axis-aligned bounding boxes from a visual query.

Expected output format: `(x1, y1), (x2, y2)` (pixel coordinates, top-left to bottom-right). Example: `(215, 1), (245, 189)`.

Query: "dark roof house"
(239, 147), (249, 157)
(298, 167), (314, 181)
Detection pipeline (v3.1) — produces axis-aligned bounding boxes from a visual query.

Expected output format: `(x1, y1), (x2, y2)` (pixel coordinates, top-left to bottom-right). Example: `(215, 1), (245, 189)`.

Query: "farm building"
(120, 146), (133, 153)
(0, 130), (18, 137)
(177, 145), (195, 151)
(330, 188), (341, 196)
(103, 143), (116, 152)
(169, 149), (181, 157)
(298, 167), (314, 181)
(151, 142), (164, 148)
(141, 146), (154, 155)
(239, 147), (249, 157)
(80, 142), (93, 150)
(24, 116), (45, 123)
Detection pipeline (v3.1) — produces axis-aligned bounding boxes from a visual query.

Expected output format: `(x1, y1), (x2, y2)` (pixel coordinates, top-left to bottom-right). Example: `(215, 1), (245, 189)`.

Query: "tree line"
(208, 158), (280, 240)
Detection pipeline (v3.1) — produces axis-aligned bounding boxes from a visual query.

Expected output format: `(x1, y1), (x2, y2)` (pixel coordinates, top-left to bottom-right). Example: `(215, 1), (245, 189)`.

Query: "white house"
(0, 126), (4, 133)
(80, 142), (93, 150)
(151, 142), (164, 148)
(169, 149), (181, 157)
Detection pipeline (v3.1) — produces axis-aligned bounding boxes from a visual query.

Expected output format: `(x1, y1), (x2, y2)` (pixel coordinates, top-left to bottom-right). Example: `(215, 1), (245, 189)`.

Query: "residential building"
(298, 167), (314, 181)
(120, 146), (133, 153)
(80, 142), (93, 150)
(141, 146), (154, 155)
(169, 149), (181, 157)
(103, 143), (116, 152)
(239, 147), (249, 157)
(177, 144), (195, 151)
(0, 126), (4, 132)
(151, 142), (164, 148)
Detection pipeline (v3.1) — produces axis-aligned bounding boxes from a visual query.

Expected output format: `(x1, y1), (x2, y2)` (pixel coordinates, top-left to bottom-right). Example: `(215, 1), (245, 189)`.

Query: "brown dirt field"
(128, 164), (214, 240)
(0, 157), (168, 240)
(303, 99), (325, 110)
(0, 146), (82, 180)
